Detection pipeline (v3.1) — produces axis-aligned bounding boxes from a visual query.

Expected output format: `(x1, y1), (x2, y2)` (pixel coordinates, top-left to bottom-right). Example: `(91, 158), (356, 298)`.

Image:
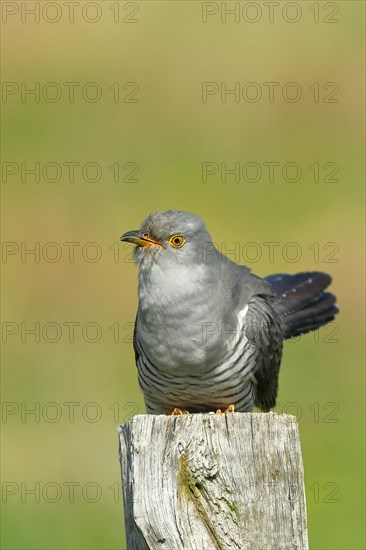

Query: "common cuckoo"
(121, 210), (338, 414)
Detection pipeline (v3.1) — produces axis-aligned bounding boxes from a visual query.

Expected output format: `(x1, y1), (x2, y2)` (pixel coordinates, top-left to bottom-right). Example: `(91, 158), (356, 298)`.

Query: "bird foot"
(169, 408), (189, 415)
(216, 404), (235, 414)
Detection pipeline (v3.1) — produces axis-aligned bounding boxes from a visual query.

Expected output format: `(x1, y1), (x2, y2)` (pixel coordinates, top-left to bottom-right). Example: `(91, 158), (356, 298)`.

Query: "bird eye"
(169, 234), (185, 248)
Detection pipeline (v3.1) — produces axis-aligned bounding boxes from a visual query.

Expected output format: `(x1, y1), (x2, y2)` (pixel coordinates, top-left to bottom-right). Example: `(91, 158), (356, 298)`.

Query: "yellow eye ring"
(169, 234), (185, 248)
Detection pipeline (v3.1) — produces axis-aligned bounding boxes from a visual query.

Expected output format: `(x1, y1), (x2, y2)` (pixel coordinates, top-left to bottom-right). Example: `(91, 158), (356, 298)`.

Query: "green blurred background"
(1, 1), (364, 548)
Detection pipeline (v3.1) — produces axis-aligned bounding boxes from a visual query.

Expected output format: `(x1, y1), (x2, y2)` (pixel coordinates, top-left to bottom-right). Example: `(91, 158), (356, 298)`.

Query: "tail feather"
(265, 272), (339, 339)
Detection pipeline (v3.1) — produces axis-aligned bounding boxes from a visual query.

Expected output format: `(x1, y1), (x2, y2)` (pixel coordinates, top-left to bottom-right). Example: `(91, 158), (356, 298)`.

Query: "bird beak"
(120, 230), (164, 248)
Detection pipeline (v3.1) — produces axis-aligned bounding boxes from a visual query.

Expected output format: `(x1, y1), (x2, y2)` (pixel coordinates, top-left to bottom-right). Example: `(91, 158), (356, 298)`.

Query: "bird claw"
(216, 404), (235, 414)
(168, 405), (235, 415)
(169, 408), (189, 415)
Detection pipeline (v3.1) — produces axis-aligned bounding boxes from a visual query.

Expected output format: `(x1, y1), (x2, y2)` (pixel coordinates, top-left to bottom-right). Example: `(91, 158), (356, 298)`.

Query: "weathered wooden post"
(118, 412), (308, 550)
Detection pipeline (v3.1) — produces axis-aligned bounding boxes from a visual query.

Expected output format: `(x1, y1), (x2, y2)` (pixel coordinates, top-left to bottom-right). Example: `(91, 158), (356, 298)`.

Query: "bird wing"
(244, 295), (283, 411)
(132, 316), (142, 376)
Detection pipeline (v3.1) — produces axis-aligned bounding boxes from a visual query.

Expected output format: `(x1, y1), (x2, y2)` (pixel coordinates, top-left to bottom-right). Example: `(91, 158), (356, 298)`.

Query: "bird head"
(120, 210), (215, 268)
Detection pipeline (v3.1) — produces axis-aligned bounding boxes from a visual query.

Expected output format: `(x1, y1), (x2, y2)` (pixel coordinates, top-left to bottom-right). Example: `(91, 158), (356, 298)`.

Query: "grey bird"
(121, 210), (338, 414)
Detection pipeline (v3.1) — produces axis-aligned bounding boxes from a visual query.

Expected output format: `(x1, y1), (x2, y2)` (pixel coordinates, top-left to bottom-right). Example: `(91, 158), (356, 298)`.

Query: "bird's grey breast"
(136, 260), (233, 374)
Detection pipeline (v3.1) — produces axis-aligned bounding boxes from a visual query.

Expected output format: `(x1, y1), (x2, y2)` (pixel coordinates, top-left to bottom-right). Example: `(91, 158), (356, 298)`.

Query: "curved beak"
(120, 230), (164, 248)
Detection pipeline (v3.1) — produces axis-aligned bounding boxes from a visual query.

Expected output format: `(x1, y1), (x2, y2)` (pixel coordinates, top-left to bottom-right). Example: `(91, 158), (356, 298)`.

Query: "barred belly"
(134, 330), (258, 414)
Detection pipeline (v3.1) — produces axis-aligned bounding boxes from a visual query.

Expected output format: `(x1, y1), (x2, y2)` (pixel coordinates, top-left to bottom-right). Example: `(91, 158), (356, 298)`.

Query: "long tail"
(265, 272), (339, 339)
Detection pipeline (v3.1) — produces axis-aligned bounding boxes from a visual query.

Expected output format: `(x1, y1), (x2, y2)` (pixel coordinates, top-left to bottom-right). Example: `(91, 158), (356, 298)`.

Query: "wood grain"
(119, 412), (308, 550)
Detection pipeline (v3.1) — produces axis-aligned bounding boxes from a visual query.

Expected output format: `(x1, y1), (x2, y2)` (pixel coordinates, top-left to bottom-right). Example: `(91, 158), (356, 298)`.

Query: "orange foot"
(216, 404), (235, 414)
(169, 408), (189, 415)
